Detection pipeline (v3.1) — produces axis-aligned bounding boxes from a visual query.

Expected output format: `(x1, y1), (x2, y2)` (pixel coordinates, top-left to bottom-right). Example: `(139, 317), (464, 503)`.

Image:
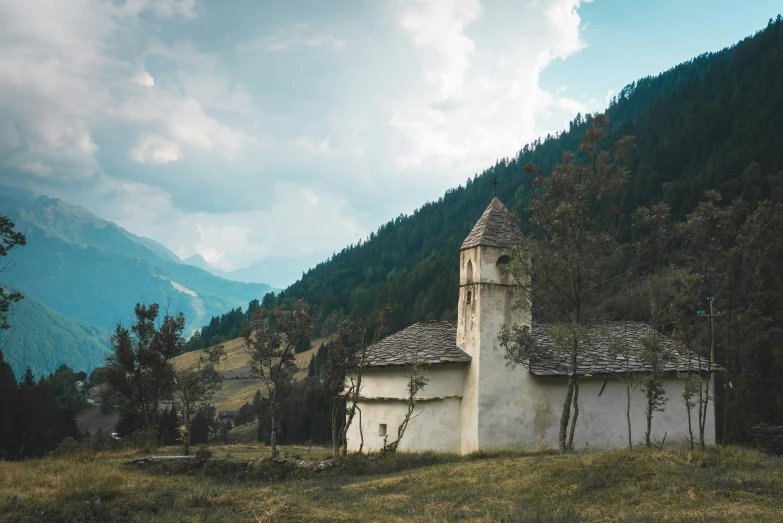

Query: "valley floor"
(0, 445), (781, 522)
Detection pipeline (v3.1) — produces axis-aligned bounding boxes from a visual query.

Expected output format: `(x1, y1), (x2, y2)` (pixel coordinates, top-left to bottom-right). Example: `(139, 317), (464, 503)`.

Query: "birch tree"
(340, 306), (391, 455)
(244, 300), (313, 458)
(608, 324), (640, 449)
(382, 336), (429, 454)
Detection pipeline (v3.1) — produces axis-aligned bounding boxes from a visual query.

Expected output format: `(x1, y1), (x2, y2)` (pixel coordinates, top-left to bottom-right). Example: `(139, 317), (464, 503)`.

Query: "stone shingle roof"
(460, 197), (524, 250)
(528, 321), (719, 376)
(365, 320), (718, 375)
(366, 321), (472, 367)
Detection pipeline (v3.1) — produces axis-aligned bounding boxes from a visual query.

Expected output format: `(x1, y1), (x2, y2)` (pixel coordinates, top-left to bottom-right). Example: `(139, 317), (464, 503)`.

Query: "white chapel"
(346, 197), (717, 454)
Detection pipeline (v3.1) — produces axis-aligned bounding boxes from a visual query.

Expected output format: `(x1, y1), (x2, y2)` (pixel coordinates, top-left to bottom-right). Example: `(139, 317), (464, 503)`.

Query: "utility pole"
(696, 296), (726, 446)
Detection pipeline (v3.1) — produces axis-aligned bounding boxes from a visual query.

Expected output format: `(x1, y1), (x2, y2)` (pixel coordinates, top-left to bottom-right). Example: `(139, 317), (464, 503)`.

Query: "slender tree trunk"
(626, 381), (632, 450)
(700, 376), (710, 449)
(685, 353), (695, 450)
(645, 386), (653, 447)
(567, 379), (580, 450)
(721, 370), (730, 447)
(700, 301), (715, 447)
(559, 376), (575, 451)
(330, 399), (339, 458)
(269, 403), (278, 458)
(183, 402), (191, 456)
(341, 395), (355, 457)
(685, 391), (695, 450)
(357, 404), (364, 454)
(697, 380), (704, 448)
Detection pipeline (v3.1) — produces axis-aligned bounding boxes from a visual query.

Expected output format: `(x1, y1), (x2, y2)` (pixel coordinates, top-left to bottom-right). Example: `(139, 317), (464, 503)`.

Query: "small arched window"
(466, 259), (474, 283)
(496, 255), (511, 284)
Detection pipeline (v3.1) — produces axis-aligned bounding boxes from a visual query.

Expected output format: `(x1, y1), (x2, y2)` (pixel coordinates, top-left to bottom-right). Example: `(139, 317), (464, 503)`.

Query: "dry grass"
(2, 445), (782, 522)
(170, 338), (322, 411)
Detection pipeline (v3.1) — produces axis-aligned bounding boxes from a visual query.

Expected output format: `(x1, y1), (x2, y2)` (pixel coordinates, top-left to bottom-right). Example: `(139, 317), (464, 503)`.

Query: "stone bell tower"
(457, 197), (528, 453)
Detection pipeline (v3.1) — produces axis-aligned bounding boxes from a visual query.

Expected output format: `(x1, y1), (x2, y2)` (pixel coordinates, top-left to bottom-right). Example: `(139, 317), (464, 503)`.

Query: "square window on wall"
(379, 423), (387, 436)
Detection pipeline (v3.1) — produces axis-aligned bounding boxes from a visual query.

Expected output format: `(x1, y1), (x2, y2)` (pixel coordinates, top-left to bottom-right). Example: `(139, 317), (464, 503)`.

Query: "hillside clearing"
(172, 338), (322, 412)
(1, 446), (781, 522)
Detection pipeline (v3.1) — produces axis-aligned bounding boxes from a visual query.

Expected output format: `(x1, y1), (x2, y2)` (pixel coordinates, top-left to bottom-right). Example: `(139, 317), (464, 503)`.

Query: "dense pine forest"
(182, 18), (783, 448)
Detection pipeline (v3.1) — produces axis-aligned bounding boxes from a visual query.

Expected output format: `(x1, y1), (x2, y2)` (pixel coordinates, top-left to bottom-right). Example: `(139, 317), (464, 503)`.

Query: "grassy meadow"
(171, 337), (322, 412)
(1, 445), (782, 522)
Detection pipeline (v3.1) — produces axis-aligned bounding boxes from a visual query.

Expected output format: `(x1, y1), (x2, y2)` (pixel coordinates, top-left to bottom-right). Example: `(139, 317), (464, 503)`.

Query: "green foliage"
(0, 354), (79, 460)
(44, 364), (89, 414)
(103, 303), (186, 432)
(234, 402), (257, 427)
(175, 343), (227, 453)
(0, 215), (25, 334)
(752, 423), (783, 455)
(0, 284), (110, 377)
(190, 404), (218, 445)
(244, 300), (314, 456)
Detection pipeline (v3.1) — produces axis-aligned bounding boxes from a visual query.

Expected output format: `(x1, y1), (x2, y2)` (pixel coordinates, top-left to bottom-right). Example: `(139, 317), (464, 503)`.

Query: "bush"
(751, 423), (783, 455)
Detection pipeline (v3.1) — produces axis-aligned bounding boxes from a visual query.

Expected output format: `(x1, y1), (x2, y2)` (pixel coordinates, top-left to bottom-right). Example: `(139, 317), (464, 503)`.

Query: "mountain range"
(183, 252), (325, 289)
(0, 189), (275, 376)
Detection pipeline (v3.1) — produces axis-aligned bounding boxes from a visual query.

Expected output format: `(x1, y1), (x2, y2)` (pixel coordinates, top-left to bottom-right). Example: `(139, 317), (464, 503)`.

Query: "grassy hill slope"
(0, 446), (781, 521)
(172, 337), (322, 412)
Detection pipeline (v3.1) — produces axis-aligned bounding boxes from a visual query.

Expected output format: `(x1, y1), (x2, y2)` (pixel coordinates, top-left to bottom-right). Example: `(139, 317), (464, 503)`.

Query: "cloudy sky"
(0, 0), (777, 274)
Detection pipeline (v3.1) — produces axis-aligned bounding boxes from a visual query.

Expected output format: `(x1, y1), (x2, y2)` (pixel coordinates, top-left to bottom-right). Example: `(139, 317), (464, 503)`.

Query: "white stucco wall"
(345, 364), (465, 453)
(359, 365), (465, 400)
(346, 397), (462, 453)
(475, 369), (716, 449)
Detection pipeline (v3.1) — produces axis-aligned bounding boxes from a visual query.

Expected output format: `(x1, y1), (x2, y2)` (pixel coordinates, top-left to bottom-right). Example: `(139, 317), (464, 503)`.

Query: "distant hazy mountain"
(1, 283), (110, 377)
(0, 191), (274, 343)
(183, 252), (323, 289)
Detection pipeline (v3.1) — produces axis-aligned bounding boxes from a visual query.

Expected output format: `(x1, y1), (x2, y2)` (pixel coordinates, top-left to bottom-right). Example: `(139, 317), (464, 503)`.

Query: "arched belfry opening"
(466, 259), (474, 283)
(496, 255), (511, 284)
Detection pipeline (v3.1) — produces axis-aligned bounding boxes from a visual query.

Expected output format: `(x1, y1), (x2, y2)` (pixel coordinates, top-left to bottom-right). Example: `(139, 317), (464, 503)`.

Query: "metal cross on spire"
(492, 177), (500, 197)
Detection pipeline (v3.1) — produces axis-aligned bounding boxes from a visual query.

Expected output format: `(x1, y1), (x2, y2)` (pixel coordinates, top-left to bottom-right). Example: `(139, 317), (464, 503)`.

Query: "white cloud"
(296, 136), (339, 156)
(0, 0), (250, 179)
(387, 0), (596, 177)
(133, 70), (155, 87)
(0, 0), (600, 277)
(239, 24), (347, 52)
(398, 0), (481, 101)
(131, 134), (182, 164)
(18, 162), (53, 177)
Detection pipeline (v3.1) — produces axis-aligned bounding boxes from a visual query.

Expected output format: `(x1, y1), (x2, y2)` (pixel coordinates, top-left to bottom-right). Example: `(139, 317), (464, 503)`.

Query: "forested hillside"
(260, 17), (783, 336)
(0, 284), (110, 377)
(189, 18), (783, 341)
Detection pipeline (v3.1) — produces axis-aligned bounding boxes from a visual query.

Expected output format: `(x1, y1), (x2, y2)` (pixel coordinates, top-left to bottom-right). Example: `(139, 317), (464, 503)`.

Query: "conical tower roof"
(460, 197), (523, 250)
